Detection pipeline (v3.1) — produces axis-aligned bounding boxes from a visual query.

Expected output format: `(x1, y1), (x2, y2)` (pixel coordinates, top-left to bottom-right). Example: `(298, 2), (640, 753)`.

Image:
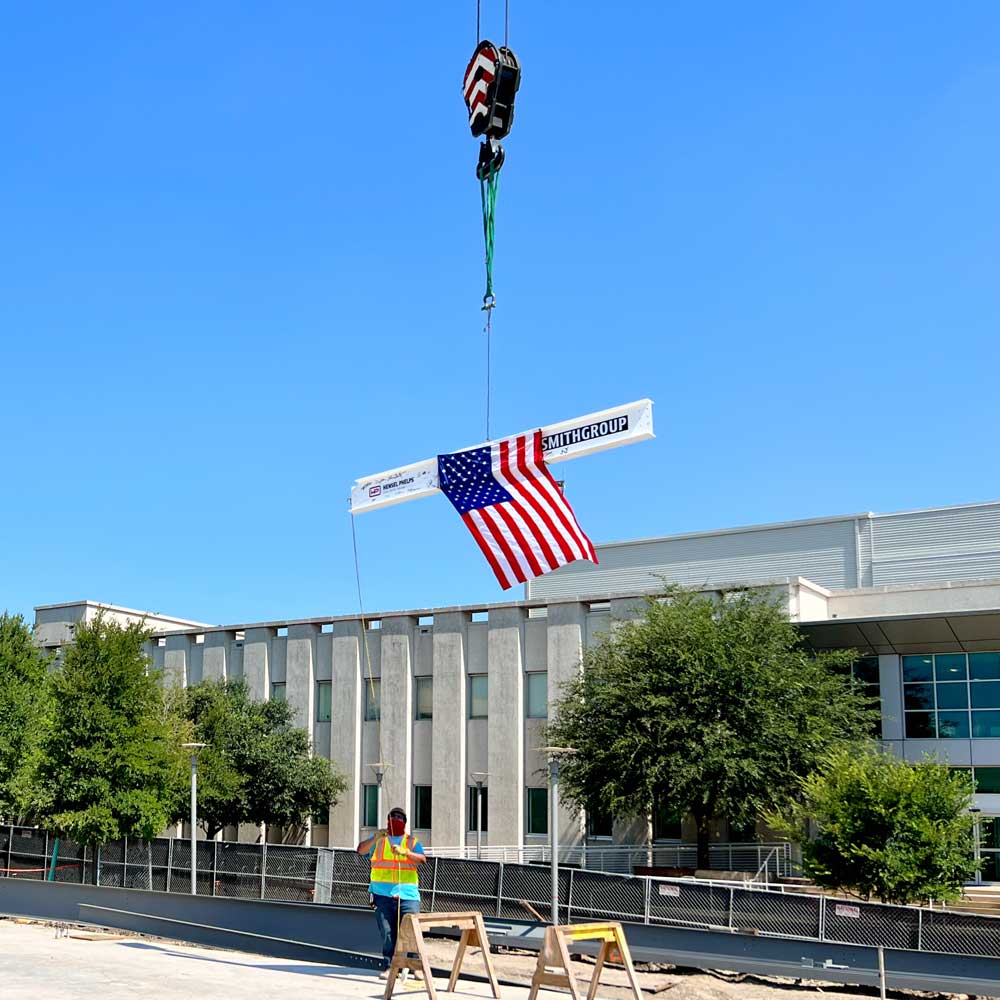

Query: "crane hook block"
(463, 40), (521, 141)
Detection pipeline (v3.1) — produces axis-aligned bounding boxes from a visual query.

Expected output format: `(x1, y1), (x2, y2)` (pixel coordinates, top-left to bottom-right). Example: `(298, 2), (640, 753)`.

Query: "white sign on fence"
(834, 903), (861, 919)
(658, 883), (681, 897)
(350, 398), (655, 514)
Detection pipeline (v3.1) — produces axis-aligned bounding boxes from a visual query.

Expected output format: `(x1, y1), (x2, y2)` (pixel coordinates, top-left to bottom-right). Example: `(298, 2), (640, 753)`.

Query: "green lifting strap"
(480, 163), (499, 308)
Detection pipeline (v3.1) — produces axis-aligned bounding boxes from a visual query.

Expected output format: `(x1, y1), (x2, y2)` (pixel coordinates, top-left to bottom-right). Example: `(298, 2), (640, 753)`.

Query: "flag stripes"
(438, 430), (598, 590)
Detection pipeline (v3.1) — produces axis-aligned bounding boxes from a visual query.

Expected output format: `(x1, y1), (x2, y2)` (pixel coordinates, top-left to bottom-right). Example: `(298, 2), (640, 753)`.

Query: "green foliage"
(774, 748), (978, 904)
(0, 613), (53, 821)
(547, 587), (878, 867)
(179, 680), (347, 838)
(29, 614), (189, 845)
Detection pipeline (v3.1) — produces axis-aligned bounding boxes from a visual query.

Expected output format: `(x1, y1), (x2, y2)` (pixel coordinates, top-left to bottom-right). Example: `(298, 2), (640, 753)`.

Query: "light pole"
(181, 743), (207, 895)
(971, 807), (983, 886)
(472, 772), (489, 860)
(538, 747), (576, 925)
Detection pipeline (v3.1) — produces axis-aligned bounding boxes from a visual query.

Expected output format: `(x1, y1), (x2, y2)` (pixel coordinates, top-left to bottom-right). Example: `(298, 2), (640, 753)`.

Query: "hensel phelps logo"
(370, 476), (416, 499)
(542, 414), (628, 452)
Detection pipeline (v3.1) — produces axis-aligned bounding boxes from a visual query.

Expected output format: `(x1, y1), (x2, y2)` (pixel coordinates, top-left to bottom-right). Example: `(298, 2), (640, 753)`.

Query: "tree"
(547, 587), (878, 869)
(29, 614), (189, 846)
(178, 680), (347, 840)
(774, 748), (978, 904)
(0, 613), (52, 822)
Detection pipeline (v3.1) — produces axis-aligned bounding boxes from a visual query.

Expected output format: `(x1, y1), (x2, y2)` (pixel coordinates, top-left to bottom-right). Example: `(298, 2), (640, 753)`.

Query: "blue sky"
(2, 3), (998, 625)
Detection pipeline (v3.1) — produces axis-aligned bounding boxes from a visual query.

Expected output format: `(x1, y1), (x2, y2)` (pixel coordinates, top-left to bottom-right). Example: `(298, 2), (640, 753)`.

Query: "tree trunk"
(695, 811), (711, 871)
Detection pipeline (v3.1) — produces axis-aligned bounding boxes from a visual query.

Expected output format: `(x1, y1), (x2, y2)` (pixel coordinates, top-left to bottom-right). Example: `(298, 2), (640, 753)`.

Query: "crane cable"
(351, 510), (411, 954)
(349, 511), (383, 805)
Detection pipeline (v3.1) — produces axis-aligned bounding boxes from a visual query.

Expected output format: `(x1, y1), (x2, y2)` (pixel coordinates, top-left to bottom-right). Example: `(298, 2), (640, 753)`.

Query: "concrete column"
(432, 612), (468, 848)
(163, 635), (191, 688)
(488, 608), (526, 846)
(243, 628), (274, 702)
(202, 632), (230, 682)
(878, 654), (904, 744)
(329, 621), (363, 848)
(287, 624), (319, 733)
(547, 602), (587, 846)
(381, 618), (416, 819)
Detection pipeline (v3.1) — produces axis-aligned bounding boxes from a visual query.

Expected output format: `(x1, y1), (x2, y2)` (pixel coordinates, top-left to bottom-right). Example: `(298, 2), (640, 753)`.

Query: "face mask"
(388, 816), (406, 837)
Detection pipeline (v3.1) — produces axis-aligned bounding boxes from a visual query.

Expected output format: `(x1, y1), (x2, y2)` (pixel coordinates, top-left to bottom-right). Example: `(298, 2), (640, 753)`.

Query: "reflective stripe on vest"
(370, 835), (419, 885)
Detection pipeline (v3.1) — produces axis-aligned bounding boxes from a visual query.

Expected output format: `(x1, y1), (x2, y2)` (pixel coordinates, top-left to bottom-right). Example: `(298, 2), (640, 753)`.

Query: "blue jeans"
(373, 894), (421, 968)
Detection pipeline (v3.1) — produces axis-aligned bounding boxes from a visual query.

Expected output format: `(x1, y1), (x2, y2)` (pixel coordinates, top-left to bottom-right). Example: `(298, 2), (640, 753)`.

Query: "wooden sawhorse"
(528, 921), (641, 1000)
(383, 910), (502, 1000)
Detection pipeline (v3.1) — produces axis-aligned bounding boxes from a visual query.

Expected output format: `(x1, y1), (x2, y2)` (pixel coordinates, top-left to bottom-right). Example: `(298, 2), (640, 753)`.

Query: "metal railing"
(0, 826), (318, 902)
(4, 825), (1000, 961)
(424, 842), (795, 878)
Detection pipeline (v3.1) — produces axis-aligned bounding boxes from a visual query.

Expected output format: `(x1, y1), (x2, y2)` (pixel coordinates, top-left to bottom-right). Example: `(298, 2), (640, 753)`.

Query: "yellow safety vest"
(370, 835), (420, 887)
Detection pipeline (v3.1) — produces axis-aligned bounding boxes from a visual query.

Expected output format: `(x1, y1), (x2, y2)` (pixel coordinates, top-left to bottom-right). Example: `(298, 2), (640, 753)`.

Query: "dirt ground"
(420, 938), (985, 1000)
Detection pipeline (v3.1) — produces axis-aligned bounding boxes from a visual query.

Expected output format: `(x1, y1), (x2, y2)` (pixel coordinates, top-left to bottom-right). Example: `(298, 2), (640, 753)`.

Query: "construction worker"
(357, 806), (427, 978)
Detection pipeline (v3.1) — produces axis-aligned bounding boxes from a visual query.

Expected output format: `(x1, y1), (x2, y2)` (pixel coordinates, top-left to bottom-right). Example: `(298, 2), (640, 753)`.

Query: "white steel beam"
(350, 398), (654, 514)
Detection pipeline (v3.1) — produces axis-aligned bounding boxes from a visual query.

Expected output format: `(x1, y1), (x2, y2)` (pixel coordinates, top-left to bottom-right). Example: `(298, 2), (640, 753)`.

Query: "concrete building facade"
(31, 500), (1000, 875)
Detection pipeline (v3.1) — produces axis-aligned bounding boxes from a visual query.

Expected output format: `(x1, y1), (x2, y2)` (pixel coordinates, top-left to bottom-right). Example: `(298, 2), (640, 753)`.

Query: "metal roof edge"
(589, 499), (1000, 553)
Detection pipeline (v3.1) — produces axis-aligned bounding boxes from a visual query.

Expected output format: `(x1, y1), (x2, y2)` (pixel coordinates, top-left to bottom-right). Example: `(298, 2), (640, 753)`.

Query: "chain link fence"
(4, 825), (1000, 959)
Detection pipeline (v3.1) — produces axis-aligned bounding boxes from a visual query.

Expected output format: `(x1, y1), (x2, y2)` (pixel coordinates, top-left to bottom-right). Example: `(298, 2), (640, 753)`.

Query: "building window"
(312, 806), (329, 825)
(271, 682), (286, 702)
(468, 786), (489, 832)
(903, 653), (1000, 739)
(653, 802), (682, 841)
(316, 681), (332, 722)
(415, 677), (433, 720)
(526, 672), (548, 719)
(469, 675), (488, 719)
(587, 806), (613, 839)
(729, 818), (757, 842)
(414, 786), (432, 830)
(363, 784), (379, 827)
(526, 788), (548, 835)
(974, 767), (1000, 794)
(364, 678), (381, 721)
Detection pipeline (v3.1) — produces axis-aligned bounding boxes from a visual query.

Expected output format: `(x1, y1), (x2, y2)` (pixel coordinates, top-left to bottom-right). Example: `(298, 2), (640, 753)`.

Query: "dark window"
(363, 785), (379, 827)
(526, 672), (548, 718)
(468, 786), (489, 832)
(364, 679), (381, 721)
(973, 712), (1000, 738)
(971, 653), (1000, 681)
(904, 711), (936, 738)
(902, 655), (933, 683)
(316, 681), (332, 722)
(587, 806), (613, 839)
(271, 682), (286, 702)
(415, 677), (433, 720)
(853, 656), (880, 686)
(729, 818), (757, 842)
(935, 654), (967, 681)
(414, 786), (432, 830)
(526, 788), (548, 835)
(972, 682), (1000, 709)
(653, 802), (682, 841)
(469, 675), (488, 719)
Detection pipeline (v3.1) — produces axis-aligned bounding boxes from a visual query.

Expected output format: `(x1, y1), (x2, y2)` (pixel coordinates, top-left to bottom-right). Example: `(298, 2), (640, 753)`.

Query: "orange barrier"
(528, 921), (641, 1000)
(383, 910), (501, 1000)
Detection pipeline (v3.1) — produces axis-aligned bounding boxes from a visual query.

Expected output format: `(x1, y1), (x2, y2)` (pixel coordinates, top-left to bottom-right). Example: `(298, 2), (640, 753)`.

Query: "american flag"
(438, 430), (598, 590)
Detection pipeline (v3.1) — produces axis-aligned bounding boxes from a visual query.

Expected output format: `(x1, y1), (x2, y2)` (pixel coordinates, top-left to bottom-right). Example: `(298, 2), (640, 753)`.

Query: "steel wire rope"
(350, 508), (409, 951)
(349, 509), (384, 793)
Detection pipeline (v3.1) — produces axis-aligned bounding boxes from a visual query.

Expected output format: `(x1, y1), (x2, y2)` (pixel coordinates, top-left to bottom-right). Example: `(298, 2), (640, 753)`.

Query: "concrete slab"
(0, 920), (534, 1000)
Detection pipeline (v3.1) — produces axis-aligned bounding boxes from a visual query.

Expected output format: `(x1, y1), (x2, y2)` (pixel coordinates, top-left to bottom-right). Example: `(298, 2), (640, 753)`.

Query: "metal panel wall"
(529, 501), (1000, 600)
(528, 519), (858, 599)
(871, 503), (1000, 586)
